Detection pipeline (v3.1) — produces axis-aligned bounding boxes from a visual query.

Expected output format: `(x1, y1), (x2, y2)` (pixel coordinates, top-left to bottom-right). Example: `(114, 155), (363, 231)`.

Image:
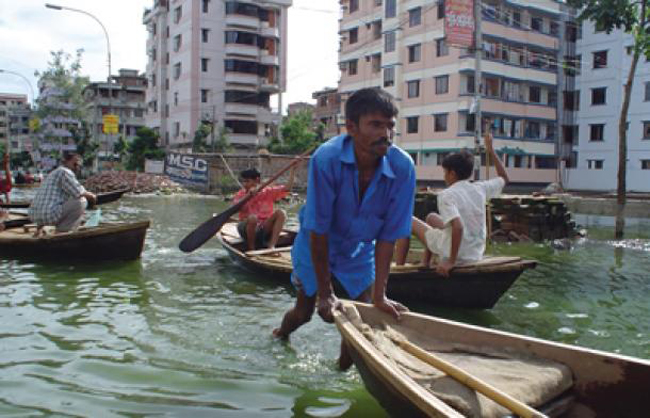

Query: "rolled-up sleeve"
(377, 162), (416, 242)
(302, 153), (335, 234)
(60, 169), (85, 198)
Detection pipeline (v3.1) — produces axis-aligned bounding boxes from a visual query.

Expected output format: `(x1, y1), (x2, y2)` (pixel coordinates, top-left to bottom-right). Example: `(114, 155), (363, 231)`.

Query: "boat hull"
(0, 220), (150, 261)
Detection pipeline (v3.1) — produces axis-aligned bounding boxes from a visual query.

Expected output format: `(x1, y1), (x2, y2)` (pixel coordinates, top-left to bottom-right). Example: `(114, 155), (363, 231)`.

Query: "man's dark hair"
(442, 151), (474, 180)
(240, 168), (261, 180)
(345, 88), (398, 125)
(62, 152), (80, 162)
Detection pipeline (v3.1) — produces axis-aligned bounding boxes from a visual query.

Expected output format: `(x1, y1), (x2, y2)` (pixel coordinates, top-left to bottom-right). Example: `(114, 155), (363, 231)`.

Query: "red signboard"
(445, 0), (475, 48)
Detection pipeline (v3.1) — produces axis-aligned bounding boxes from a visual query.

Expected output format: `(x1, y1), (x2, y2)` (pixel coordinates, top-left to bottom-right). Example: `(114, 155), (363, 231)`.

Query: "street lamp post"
(0, 69), (35, 105)
(45, 3), (114, 169)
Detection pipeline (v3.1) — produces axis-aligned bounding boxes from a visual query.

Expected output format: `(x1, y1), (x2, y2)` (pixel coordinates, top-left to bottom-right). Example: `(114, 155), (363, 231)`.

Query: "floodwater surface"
(1, 192), (649, 417)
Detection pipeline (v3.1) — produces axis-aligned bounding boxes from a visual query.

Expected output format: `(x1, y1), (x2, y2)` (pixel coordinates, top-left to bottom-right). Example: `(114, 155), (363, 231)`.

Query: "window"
(548, 90), (557, 106)
(434, 114), (448, 132)
(174, 6), (182, 23)
(529, 86), (541, 103)
(375, 0), (383, 6)
(350, 0), (359, 13)
(526, 121), (540, 138)
(165, 78), (169, 90)
(174, 34), (182, 52)
(349, 27), (358, 44)
(371, 54), (381, 73)
(348, 59), (358, 75)
(385, 32), (396, 52)
(201, 89), (209, 103)
(436, 39), (449, 57)
(407, 116), (419, 133)
(173, 121), (180, 137)
(173, 63), (181, 80)
(550, 22), (559, 36)
(513, 11), (521, 28)
(593, 50), (608, 69)
(590, 124), (605, 141)
(435, 75), (449, 94)
(645, 82), (650, 101)
(202, 0), (209, 13)
(465, 75), (475, 94)
(408, 44), (421, 63)
(174, 92), (178, 106)
(564, 90), (580, 111)
(386, 0), (396, 18)
(591, 87), (606, 105)
(531, 16), (543, 32)
(409, 7), (422, 27)
(372, 21), (382, 40)
(437, 1), (445, 19)
(587, 159), (604, 169)
(407, 80), (420, 98)
(202, 29), (209, 43)
(201, 58), (209, 72)
(643, 121), (650, 139)
(384, 67), (395, 87)
(151, 73), (156, 87)
(642, 160), (650, 169)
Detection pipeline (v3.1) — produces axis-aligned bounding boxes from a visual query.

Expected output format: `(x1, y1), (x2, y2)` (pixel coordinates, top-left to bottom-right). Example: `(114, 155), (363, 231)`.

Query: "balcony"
(224, 102), (258, 115)
(260, 51), (279, 66)
(260, 24), (279, 38)
(225, 72), (259, 85)
(229, 133), (259, 145)
(225, 44), (259, 57)
(225, 14), (259, 29)
(259, 78), (280, 92)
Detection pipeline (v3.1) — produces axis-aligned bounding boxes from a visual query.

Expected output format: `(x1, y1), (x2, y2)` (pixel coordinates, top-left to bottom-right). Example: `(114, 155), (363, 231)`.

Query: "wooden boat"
(216, 222), (536, 309)
(0, 216), (150, 261)
(334, 300), (650, 418)
(0, 188), (130, 209)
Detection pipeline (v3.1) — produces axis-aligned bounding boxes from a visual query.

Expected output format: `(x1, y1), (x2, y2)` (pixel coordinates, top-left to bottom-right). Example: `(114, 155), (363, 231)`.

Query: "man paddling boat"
(28, 152), (96, 237)
(273, 88), (416, 370)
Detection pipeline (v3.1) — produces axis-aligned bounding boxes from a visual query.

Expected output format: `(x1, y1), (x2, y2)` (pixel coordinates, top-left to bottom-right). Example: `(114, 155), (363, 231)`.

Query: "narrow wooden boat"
(216, 221), (536, 309)
(0, 218), (150, 261)
(1, 188), (130, 209)
(334, 300), (650, 418)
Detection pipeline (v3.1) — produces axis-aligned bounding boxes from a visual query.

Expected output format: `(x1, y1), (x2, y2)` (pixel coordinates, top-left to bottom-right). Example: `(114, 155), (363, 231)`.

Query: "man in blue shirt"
(273, 88), (416, 369)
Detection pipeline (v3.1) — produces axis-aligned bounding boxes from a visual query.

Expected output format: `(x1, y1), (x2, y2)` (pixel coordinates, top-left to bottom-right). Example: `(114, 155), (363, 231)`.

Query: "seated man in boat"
(273, 88), (415, 370)
(233, 166), (297, 251)
(1, 153), (12, 204)
(395, 129), (508, 277)
(28, 152), (97, 237)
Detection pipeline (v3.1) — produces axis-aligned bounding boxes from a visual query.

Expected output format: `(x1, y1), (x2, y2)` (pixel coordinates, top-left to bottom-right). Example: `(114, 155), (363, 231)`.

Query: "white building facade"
(564, 21), (650, 192)
(143, 0), (291, 151)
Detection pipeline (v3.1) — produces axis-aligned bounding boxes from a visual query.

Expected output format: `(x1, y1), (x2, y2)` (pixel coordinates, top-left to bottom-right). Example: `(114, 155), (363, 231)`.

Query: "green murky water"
(1, 191), (649, 417)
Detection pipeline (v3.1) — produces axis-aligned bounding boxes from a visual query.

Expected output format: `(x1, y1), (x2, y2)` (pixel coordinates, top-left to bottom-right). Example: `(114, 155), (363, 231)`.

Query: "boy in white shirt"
(396, 131), (508, 276)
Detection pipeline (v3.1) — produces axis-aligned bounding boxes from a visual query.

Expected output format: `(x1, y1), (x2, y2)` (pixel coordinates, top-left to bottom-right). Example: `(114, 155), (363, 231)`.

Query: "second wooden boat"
(216, 221), (536, 309)
(0, 188), (130, 209)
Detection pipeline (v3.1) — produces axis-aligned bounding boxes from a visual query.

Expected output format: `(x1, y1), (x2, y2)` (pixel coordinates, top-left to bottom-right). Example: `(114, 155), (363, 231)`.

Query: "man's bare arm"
(485, 132), (509, 184)
(374, 240), (408, 319)
(310, 232), (337, 322)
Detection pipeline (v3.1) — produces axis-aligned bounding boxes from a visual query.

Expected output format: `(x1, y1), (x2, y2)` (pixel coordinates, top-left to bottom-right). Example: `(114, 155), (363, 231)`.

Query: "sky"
(0, 0), (340, 111)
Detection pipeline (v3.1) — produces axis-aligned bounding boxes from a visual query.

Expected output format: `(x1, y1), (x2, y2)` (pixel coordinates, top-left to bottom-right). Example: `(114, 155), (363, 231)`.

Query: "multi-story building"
(338, 0), (571, 187)
(0, 93), (31, 154)
(84, 69), (147, 159)
(143, 0), (291, 152)
(312, 87), (342, 139)
(287, 101), (314, 116)
(563, 20), (650, 192)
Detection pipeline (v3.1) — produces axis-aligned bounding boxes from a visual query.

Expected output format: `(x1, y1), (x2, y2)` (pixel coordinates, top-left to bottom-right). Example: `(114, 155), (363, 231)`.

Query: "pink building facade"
(143, 0), (291, 151)
(338, 0), (569, 186)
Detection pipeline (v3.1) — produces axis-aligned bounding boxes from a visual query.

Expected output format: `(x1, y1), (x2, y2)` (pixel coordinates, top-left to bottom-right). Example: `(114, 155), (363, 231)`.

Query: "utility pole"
(473, 0), (483, 180)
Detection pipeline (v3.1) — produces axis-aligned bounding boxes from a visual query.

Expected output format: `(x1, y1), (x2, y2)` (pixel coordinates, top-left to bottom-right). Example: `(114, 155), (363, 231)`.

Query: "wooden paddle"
(384, 326), (548, 418)
(178, 147), (314, 253)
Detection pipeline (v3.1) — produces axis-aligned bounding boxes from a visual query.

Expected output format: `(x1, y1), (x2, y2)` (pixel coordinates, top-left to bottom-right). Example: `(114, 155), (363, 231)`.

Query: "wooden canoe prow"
(335, 301), (650, 418)
(0, 220), (150, 261)
(216, 221), (535, 309)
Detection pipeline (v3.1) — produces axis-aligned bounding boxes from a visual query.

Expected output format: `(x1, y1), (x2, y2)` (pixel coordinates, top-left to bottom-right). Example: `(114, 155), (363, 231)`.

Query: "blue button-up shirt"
(291, 134), (416, 298)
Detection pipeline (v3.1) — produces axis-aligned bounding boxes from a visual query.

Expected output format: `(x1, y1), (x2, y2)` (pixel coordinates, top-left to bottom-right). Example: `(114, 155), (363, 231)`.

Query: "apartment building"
(338, 0), (570, 186)
(312, 87), (342, 139)
(0, 93), (31, 154)
(143, 0), (291, 152)
(84, 69), (147, 159)
(563, 20), (650, 192)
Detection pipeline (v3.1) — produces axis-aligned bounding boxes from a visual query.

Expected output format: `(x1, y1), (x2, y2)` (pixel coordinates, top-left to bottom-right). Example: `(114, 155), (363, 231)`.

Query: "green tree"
(70, 121), (98, 168)
(126, 127), (165, 171)
(113, 135), (129, 163)
(568, 0), (650, 238)
(212, 126), (231, 153)
(192, 121), (211, 153)
(268, 110), (322, 154)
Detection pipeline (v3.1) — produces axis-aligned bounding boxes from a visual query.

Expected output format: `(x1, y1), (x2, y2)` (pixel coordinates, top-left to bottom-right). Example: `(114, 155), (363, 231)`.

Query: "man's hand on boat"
(83, 192), (97, 207)
(436, 259), (455, 277)
(373, 296), (408, 320)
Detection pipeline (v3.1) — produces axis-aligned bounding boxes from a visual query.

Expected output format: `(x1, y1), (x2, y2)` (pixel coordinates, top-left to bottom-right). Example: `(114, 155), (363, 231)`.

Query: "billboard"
(164, 153), (209, 190)
(445, 0), (475, 48)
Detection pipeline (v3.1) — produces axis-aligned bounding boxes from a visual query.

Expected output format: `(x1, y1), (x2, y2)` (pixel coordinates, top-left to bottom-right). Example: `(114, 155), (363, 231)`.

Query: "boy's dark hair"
(345, 88), (398, 125)
(442, 151), (474, 180)
(240, 168), (261, 180)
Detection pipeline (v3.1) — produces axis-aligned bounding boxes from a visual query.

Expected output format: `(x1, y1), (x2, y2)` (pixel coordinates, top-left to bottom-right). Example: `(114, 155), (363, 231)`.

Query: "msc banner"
(445, 0), (475, 48)
(164, 153), (209, 189)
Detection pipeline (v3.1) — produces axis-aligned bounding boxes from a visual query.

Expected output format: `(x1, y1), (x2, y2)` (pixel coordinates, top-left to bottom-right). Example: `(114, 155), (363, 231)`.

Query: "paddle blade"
(178, 202), (243, 252)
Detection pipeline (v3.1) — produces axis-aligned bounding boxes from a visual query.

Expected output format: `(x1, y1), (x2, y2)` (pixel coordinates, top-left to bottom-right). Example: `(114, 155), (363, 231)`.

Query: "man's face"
(347, 112), (395, 158)
(65, 156), (82, 173)
(242, 177), (259, 191)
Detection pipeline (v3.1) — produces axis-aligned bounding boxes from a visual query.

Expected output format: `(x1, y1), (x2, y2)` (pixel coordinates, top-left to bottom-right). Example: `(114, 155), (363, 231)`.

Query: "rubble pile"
(84, 171), (186, 194)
